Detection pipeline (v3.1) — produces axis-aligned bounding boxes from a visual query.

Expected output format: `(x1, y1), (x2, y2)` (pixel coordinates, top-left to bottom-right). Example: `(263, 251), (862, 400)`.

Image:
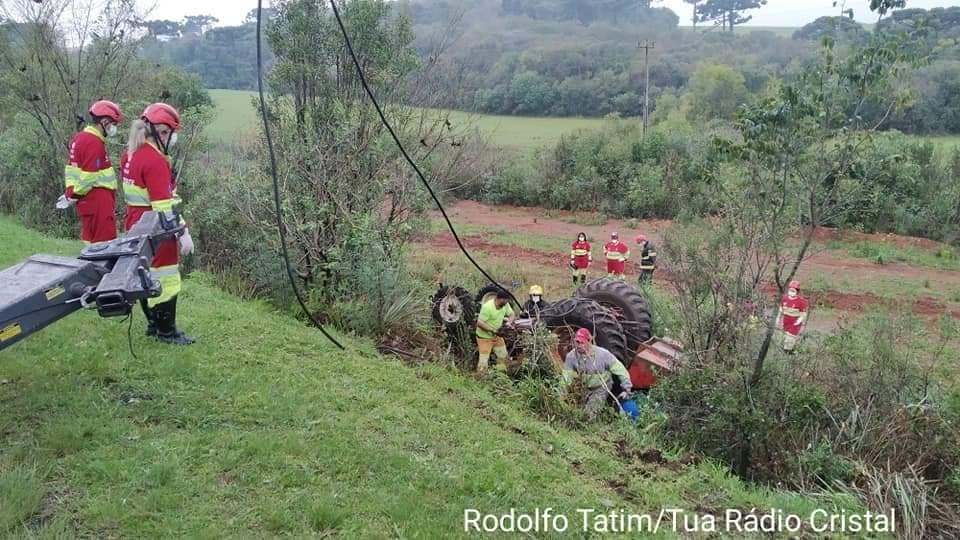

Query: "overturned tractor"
(431, 278), (681, 386)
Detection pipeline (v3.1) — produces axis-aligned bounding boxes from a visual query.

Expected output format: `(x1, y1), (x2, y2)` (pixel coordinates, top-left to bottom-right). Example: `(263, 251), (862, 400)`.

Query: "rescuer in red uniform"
(777, 280), (809, 353)
(58, 100), (124, 244)
(570, 232), (592, 286)
(121, 103), (195, 345)
(603, 232), (630, 278)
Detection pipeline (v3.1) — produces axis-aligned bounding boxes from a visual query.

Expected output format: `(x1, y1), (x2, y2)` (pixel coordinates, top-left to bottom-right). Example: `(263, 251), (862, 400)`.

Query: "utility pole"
(638, 40), (655, 138)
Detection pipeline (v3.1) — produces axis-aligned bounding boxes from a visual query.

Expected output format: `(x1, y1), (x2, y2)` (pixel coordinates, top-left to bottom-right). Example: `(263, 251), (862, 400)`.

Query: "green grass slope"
(0, 217), (857, 537)
(207, 89), (607, 149)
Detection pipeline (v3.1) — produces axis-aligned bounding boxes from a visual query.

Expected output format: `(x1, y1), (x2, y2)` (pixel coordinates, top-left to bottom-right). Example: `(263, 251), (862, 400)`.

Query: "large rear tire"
(475, 283), (522, 313)
(540, 297), (629, 365)
(575, 277), (653, 355)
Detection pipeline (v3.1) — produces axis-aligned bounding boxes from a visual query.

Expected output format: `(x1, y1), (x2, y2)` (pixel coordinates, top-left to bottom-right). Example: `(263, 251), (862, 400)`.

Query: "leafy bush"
(799, 442), (857, 487)
(654, 311), (960, 534)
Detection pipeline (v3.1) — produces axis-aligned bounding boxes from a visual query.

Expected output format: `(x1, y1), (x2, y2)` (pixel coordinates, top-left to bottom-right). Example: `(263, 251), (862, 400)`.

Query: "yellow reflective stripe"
(64, 165), (81, 190)
(572, 249), (589, 256)
(151, 264), (179, 279)
(148, 267), (181, 307)
(782, 307), (803, 317)
(639, 265), (655, 270)
(83, 125), (105, 142)
(123, 184), (151, 206)
(66, 165), (116, 194)
(606, 253), (627, 261)
(151, 198), (175, 213)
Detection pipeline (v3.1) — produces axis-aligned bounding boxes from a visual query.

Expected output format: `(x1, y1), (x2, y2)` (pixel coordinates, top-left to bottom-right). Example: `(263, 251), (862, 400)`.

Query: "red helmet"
(575, 328), (592, 344)
(141, 102), (180, 131)
(635, 234), (647, 244)
(788, 280), (801, 290)
(89, 100), (122, 123)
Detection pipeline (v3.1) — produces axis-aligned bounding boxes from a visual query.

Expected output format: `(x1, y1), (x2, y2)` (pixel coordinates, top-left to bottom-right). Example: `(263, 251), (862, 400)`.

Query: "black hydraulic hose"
(327, 0), (521, 308)
(256, 1), (345, 350)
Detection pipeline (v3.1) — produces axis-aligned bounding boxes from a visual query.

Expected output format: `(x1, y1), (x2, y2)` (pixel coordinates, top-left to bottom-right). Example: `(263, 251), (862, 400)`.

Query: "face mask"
(105, 123), (118, 138)
(531, 295), (541, 303)
(788, 289), (798, 298)
(168, 132), (178, 148)
(578, 237), (585, 242)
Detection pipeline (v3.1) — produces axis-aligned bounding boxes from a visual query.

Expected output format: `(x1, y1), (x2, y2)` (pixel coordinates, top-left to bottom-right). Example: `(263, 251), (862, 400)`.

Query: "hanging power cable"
(256, 2), (345, 350)
(326, 0), (521, 307)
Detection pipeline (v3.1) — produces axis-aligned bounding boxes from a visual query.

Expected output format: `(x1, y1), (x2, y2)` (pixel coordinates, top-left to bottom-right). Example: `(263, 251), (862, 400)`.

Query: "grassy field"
(206, 89), (258, 142)
(923, 135), (960, 151)
(207, 89), (607, 149)
(0, 217), (857, 536)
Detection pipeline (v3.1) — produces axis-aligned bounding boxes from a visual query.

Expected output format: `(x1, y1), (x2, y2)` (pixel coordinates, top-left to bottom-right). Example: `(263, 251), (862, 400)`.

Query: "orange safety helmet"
(89, 100), (123, 123)
(141, 102), (180, 131)
(635, 234), (647, 244)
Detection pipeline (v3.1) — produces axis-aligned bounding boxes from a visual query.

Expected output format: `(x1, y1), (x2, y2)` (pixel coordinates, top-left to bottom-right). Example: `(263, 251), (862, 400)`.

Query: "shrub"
(655, 311), (960, 521)
(799, 442), (857, 487)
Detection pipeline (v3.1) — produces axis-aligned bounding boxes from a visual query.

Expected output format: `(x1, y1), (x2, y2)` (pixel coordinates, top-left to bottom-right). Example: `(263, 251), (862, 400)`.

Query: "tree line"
(137, 1), (960, 133)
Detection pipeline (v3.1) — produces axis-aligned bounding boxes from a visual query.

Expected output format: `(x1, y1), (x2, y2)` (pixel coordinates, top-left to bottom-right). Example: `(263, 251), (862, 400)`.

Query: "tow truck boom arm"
(0, 212), (183, 351)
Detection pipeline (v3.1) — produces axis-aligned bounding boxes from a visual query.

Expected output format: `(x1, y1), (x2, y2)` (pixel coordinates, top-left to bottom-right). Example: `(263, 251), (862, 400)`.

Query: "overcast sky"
(145, 0), (960, 28)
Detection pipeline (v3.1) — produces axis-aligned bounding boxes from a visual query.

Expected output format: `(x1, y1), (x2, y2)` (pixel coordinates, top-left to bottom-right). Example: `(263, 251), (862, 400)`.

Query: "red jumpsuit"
(121, 144), (181, 307)
(570, 240), (592, 284)
(780, 294), (809, 336)
(64, 126), (118, 244)
(604, 241), (630, 276)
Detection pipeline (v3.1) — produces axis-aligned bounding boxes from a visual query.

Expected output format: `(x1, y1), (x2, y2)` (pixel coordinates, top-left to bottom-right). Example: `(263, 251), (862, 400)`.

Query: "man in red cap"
(58, 100), (124, 244)
(776, 280), (809, 353)
(603, 232), (630, 279)
(560, 328), (633, 416)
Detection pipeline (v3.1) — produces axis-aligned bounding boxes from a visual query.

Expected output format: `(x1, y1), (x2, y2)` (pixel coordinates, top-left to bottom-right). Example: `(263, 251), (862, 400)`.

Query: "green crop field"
(206, 89), (258, 141)
(207, 89), (607, 149)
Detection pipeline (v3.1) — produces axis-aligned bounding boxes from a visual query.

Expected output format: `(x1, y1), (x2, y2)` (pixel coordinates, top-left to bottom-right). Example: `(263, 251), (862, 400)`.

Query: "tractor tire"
(475, 283), (522, 313)
(575, 277), (653, 355)
(540, 297), (629, 365)
(431, 284), (477, 356)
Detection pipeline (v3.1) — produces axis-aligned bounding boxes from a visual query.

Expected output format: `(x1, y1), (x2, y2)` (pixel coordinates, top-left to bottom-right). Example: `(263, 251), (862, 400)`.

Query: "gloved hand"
(55, 194), (78, 210)
(617, 391), (633, 401)
(178, 228), (195, 256)
(569, 260), (577, 270)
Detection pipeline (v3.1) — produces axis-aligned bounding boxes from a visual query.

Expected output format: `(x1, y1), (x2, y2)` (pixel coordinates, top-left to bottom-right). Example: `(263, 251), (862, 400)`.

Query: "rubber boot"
(141, 299), (157, 337)
(153, 296), (195, 345)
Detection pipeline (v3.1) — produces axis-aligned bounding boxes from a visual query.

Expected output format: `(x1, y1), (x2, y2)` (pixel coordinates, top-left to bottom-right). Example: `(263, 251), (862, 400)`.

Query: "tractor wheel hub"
(439, 294), (465, 324)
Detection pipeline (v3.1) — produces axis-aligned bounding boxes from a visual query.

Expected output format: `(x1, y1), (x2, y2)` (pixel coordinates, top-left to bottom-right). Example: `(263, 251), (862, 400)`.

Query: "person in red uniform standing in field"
(570, 232), (592, 286)
(777, 280), (809, 354)
(121, 103), (195, 345)
(58, 100), (124, 244)
(603, 232), (630, 279)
